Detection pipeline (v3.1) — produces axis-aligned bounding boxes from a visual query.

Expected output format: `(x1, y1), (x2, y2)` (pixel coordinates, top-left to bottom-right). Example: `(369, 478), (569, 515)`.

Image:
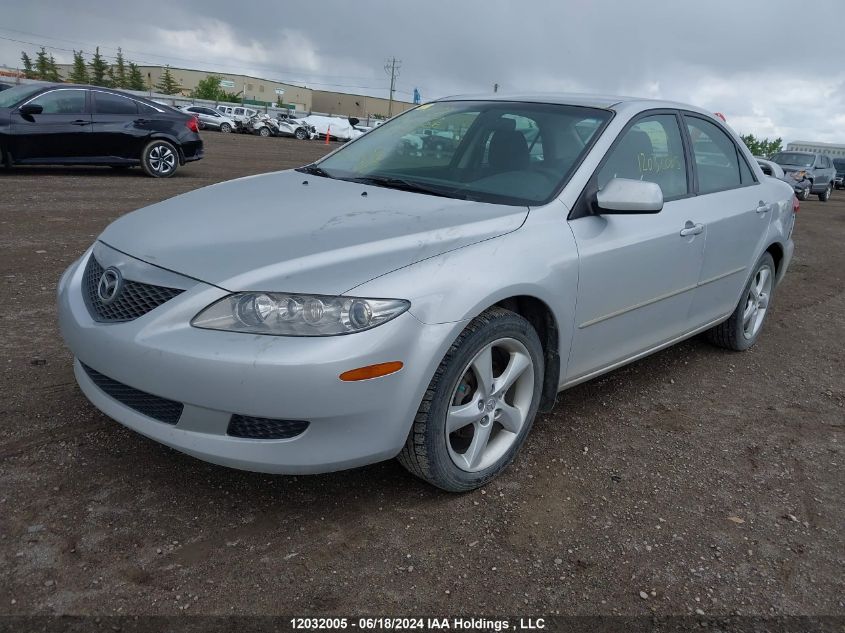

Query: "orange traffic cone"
(325, 126), (331, 145)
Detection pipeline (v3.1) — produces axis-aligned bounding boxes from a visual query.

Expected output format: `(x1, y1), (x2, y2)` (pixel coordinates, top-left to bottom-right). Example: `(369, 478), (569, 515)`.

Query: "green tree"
(68, 50), (89, 83)
(112, 47), (127, 88)
(35, 47), (50, 80)
(740, 133), (783, 158)
(20, 51), (35, 79)
(88, 47), (110, 86)
(127, 62), (145, 91)
(191, 74), (226, 100)
(46, 54), (61, 82)
(155, 66), (180, 95)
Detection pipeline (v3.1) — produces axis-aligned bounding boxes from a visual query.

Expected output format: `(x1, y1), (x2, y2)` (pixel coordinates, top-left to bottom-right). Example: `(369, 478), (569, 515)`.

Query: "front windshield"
(313, 100), (612, 205)
(0, 84), (44, 108)
(771, 152), (814, 168)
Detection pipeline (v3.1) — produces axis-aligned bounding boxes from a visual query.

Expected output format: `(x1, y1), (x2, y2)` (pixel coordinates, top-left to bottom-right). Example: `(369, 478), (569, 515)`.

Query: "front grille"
(81, 363), (184, 425)
(227, 415), (309, 440)
(83, 255), (183, 323)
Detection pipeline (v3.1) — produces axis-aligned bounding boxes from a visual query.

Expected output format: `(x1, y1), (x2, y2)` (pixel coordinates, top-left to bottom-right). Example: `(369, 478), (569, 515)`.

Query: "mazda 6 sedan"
(58, 94), (796, 491)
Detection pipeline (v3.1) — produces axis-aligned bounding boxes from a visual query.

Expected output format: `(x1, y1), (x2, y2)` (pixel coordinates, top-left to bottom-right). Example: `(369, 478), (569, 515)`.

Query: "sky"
(2, 0), (844, 144)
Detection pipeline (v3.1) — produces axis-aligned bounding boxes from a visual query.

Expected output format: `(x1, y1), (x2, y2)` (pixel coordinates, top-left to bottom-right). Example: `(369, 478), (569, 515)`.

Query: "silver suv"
(178, 105), (235, 133)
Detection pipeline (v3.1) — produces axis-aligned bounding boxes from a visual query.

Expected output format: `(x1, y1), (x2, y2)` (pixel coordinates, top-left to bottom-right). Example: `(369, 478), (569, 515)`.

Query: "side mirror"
(19, 103), (43, 116)
(595, 178), (663, 214)
(348, 117), (360, 127)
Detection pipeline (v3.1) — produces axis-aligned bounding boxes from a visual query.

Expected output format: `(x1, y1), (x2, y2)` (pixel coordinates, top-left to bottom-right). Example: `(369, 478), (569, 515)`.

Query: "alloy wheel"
(742, 264), (773, 339)
(446, 338), (535, 472)
(148, 144), (176, 175)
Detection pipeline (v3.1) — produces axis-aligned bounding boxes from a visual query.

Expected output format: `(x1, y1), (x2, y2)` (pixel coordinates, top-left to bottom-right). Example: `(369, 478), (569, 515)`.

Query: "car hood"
(99, 170), (528, 294)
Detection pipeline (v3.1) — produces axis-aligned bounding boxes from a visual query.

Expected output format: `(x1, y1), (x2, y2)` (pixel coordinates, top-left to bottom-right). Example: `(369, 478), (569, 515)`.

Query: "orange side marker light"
(340, 361), (404, 382)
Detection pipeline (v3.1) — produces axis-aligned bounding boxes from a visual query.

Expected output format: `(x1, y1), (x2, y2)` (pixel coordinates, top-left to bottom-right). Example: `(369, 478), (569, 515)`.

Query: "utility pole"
(384, 57), (401, 118)
(493, 83), (499, 93)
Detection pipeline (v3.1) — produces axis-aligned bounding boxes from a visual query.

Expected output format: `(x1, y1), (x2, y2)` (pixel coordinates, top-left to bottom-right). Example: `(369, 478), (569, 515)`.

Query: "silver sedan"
(58, 94), (795, 491)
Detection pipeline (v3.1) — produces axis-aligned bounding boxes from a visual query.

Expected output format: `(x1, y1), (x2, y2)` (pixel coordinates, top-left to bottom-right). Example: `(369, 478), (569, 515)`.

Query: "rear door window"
(93, 92), (139, 115)
(686, 116), (749, 193)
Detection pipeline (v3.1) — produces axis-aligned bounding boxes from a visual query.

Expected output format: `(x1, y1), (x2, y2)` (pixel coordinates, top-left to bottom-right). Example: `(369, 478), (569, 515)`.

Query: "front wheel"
(398, 308), (544, 492)
(707, 252), (775, 351)
(220, 123), (232, 133)
(818, 182), (832, 202)
(294, 127), (308, 140)
(141, 140), (179, 178)
(798, 187), (810, 201)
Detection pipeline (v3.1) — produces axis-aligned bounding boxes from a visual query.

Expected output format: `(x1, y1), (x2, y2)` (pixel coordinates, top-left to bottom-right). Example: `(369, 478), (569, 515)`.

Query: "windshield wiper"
(296, 164), (332, 178)
(349, 175), (469, 200)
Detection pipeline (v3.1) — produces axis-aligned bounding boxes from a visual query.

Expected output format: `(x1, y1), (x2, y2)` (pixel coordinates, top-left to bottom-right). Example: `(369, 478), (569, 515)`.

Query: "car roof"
(435, 92), (715, 116)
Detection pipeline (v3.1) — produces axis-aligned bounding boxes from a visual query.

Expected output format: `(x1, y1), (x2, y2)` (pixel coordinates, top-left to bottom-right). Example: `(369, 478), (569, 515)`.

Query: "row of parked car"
(176, 103), (375, 143)
(755, 151), (844, 202)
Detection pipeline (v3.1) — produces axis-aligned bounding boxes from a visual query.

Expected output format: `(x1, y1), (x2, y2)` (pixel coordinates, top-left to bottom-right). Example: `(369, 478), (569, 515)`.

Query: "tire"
(141, 140), (179, 178)
(818, 182), (832, 202)
(707, 252), (776, 351)
(294, 127), (308, 140)
(220, 123), (232, 133)
(258, 127), (270, 138)
(797, 187), (809, 201)
(398, 307), (544, 492)
(197, 120), (206, 130)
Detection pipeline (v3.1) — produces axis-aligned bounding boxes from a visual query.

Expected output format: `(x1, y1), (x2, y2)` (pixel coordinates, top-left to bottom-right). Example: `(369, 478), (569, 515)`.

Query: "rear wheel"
(141, 140), (179, 178)
(220, 123), (232, 133)
(707, 252), (775, 351)
(398, 308), (544, 492)
(818, 182), (832, 202)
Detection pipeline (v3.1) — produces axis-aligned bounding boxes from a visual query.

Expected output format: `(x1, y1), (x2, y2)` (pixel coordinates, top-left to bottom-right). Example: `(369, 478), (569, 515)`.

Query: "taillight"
(792, 195), (800, 213)
(186, 116), (199, 133)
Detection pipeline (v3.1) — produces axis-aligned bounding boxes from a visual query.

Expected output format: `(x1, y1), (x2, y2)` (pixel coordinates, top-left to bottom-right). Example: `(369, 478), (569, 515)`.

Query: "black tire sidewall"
(421, 312), (544, 491)
(141, 140), (178, 178)
(728, 252), (776, 350)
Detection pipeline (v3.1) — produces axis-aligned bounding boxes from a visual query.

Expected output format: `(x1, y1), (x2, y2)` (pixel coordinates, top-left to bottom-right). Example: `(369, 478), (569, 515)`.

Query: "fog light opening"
(339, 361), (404, 382)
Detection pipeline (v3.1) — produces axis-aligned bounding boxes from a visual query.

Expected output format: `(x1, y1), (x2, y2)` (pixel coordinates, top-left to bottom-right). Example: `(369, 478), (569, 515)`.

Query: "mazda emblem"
(97, 267), (123, 305)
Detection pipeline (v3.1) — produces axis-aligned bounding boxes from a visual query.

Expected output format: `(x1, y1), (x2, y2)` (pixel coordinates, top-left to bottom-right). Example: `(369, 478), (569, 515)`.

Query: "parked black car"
(0, 83), (203, 177)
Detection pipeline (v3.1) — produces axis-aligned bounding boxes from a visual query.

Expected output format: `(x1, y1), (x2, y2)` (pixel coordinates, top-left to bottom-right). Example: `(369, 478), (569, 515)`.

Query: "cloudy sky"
(2, 0), (844, 143)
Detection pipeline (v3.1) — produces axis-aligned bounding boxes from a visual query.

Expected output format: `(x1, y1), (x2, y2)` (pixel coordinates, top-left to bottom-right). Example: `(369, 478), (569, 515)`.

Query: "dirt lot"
(1, 132), (843, 619)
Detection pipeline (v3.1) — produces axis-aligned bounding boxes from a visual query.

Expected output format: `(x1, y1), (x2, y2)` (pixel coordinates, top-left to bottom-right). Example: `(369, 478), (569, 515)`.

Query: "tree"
(46, 54), (61, 82)
(127, 62), (145, 91)
(35, 47), (50, 80)
(20, 52), (35, 79)
(88, 47), (110, 86)
(191, 74), (226, 100)
(740, 133), (783, 158)
(155, 66), (180, 95)
(112, 47), (127, 88)
(68, 50), (89, 83)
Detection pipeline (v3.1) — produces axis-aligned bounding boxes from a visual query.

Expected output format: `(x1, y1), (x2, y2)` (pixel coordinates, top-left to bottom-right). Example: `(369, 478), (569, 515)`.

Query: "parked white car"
(300, 115), (360, 141)
(178, 105), (235, 133)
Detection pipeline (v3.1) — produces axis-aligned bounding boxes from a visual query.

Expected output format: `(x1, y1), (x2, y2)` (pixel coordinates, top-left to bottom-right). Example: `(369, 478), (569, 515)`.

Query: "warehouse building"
(54, 64), (413, 117)
(787, 140), (845, 157)
(311, 89), (414, 119)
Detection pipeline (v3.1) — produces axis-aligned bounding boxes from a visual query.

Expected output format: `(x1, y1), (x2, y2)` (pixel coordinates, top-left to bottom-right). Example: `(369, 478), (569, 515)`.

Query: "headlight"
(191, 293), (410, 336)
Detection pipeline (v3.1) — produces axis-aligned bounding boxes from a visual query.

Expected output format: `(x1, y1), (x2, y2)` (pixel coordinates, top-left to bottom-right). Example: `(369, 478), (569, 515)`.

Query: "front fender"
(346, 203), (580, 372)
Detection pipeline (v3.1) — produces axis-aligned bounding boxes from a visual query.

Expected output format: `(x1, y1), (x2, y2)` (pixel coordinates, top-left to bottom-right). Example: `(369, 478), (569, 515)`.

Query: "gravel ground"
(0, 132), (843, 618)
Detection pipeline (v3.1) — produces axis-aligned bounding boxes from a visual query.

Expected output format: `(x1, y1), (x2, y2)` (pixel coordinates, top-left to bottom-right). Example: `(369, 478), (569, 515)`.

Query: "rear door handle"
(679, 221), (704, 237)
(70, 119), (90, 126)
(756, 201), (771, 214)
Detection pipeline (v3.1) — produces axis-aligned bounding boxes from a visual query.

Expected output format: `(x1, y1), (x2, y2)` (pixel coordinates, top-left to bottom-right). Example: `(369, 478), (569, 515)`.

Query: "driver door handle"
(679, 221), (704, 237)
(70, 119), (90, 126)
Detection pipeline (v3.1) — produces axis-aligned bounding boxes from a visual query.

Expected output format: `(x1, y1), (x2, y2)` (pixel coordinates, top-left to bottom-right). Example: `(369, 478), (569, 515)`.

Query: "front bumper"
(57, 247), (458, 474)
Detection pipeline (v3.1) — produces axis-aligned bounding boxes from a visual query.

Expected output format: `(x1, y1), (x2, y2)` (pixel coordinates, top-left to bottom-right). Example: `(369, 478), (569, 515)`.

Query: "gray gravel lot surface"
(1, 132), (843, 617)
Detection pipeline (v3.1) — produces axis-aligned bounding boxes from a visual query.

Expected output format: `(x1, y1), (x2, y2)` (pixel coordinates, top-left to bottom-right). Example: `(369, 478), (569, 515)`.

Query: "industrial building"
(786, 140), (845, 157)
(54, 63), (413, 117)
